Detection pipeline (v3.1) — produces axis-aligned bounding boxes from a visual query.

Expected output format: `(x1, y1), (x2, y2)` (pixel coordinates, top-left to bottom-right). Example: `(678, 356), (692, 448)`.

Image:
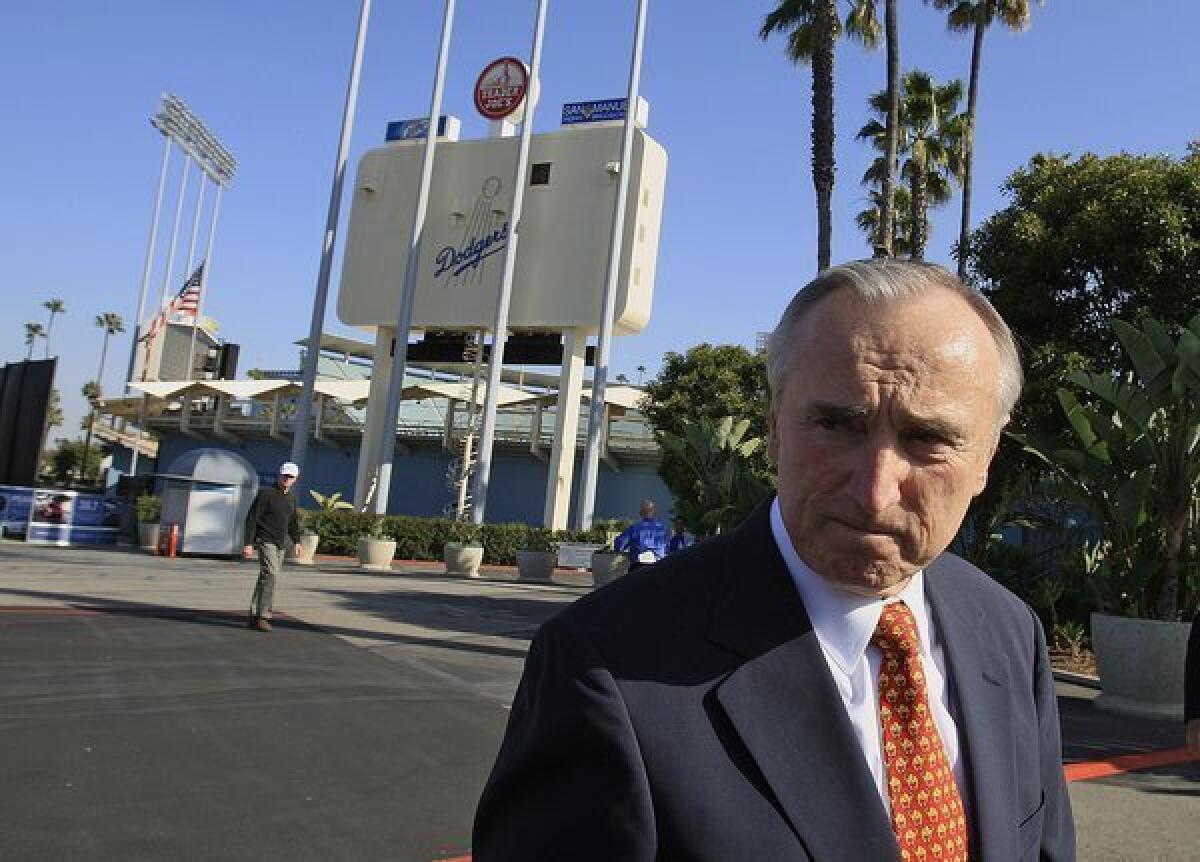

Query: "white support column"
(355, 326), (395, 509)
(126, 134), (172, 392)
(442, 398), (457, 451)
(543, 328), (586, 529)
(530, 399), (546, 462)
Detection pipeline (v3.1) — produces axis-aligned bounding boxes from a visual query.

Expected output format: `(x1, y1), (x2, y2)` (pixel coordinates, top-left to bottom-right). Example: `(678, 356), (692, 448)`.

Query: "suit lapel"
(708, 503), (897, 861)
(925, 557), (1018, 862)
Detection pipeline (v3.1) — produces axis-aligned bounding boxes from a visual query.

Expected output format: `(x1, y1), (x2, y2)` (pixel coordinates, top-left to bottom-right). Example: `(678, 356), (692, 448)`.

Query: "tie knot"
(872, 600), (920, 658)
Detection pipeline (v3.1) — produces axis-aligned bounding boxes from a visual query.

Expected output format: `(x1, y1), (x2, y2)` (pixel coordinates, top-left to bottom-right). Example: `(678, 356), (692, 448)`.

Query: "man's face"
(768, 288), (1003, 596)
(279, 474), (297, 491)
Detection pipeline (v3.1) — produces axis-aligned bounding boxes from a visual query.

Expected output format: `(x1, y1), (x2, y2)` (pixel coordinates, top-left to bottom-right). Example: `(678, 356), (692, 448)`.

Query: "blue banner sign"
(26, 488), (121, 547)
(386, 116), (449, 142)
(0, 484), (33, 538)
(561, 99), (627, 125)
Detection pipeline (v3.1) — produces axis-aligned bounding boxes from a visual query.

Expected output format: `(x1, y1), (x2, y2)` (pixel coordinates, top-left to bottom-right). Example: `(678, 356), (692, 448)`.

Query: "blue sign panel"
(561, 99), (628, 125)
(386, 116), (449, 142)
(0, 485), (33, 537)
(26, 488), (121, 546)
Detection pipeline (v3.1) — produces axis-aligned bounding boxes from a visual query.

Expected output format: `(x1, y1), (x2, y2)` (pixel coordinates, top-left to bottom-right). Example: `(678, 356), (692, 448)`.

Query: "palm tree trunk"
(81, 331), (111, 485)
(44, 312), (56, 359)
(957, 15), (985, 279)
(877, 0), (900, 258)
(910, 161), (926, 260)
(26, 339), (34, 361)
(811, 0), (837, 272)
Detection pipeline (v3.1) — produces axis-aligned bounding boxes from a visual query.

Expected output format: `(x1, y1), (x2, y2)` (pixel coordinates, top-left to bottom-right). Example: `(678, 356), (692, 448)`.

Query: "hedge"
(299, 510), (611, 565)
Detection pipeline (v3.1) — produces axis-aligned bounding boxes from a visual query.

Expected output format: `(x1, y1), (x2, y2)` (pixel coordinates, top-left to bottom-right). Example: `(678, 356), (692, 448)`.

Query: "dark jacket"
(243, 485), (300, 548)
(474, 500), (1075, 861)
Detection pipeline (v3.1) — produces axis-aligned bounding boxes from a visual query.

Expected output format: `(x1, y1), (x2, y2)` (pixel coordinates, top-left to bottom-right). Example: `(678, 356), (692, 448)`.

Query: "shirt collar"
(769, 497), (931, 676)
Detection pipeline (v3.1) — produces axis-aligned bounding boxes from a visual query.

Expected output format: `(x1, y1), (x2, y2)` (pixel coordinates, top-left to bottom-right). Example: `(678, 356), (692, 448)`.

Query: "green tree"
(1016, 316), (1200, 621)
(970, 149), (1200, 373)
(859, 71), (965, 259)
(761, 0), (882, 270)
(641, 344), (772, 510)
(24, 322), (45, 360)
(856, 174), (914, 256)
(928, 0), (1041, 277)
(42, 298), (65, 358)
(45, 388), (63, 431)
(658, 417), (773, 536)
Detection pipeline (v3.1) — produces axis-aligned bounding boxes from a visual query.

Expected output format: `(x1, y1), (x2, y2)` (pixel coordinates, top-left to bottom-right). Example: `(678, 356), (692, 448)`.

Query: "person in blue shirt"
(613, 499), (668, 571)
(667, 517), (693, 555)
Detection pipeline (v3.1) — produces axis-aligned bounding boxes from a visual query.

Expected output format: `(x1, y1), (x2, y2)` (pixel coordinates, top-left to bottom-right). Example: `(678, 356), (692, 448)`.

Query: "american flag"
(138, 262), (204, 343)
(173, 262), (204, 315)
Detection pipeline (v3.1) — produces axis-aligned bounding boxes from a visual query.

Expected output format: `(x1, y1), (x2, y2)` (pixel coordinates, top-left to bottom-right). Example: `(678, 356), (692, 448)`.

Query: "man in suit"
(473, 260), (1075, 860)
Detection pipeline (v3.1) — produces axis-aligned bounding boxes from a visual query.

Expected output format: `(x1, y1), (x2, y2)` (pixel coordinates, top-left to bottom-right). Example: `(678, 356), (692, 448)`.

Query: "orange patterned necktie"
(873, 601), (969, 862)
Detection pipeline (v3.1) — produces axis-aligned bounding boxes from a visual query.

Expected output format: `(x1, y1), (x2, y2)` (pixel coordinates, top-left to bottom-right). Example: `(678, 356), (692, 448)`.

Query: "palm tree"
(42, 298), (65, 358)
(93, 312), (125, 392)
(927, 0), (1038, 277)
(80, 313), (125, 482)
(859, 71), (965, 260)
(856, 183), (914, 257)
(23, 322), (45, 360)
(761, 1), (881, 271)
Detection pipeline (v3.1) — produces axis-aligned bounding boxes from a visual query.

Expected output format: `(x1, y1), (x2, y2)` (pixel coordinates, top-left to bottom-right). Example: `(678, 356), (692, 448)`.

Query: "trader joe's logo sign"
(474, 57), (528, 121)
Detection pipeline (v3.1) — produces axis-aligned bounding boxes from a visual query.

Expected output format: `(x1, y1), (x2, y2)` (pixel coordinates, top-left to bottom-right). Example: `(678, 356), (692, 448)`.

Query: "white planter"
(516, 549), (557, 582)
(357, 537), (397, 572)
(138, 522), (160, 551)
(288, 533), (319, 566)
(1091, 612), (1189, 721)
(444, 542), (484, 578)
(590, 551), (629, 587)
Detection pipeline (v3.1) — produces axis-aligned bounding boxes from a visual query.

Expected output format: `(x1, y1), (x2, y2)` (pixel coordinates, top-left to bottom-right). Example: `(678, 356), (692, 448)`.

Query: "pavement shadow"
(0, 587), (313, 632)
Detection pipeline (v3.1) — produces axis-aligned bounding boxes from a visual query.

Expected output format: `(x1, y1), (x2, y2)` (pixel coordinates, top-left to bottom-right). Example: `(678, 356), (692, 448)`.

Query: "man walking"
(613, 499), (668, 571)
(242, 461), (302, 632)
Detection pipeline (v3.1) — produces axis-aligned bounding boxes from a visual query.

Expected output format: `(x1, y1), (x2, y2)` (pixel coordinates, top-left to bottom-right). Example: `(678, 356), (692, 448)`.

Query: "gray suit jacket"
(474, 502), (1075, 860)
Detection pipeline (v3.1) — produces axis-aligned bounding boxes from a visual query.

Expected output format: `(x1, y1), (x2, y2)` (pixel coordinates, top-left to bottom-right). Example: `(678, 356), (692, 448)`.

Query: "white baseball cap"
(279, 461), (300, 477)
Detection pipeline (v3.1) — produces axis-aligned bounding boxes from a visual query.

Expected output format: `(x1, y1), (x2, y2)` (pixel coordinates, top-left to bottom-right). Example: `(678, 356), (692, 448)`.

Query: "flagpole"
(126, 134), (172, 393)
(291, 0), (373, 472)
(576, 0), (650, 529)
(470, 0), (550, 524)
(187, 185), (224, 381)
(371, 0), (457, 515)
(182, 175), (208, 293)
(158, 156), (192, 315)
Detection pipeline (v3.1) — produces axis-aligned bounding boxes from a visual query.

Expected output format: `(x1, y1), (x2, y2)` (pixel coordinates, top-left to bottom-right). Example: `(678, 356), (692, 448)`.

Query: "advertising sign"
(561, 99), (627, 125)
(474, 57), (528, 120)
(386, 116), (450, 142)
(0, 484), (34, 538)
(26, 488), (121, 546)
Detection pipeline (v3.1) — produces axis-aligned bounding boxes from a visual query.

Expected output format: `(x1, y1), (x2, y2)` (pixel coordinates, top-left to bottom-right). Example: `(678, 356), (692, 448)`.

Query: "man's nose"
(847, 440), (906, 515)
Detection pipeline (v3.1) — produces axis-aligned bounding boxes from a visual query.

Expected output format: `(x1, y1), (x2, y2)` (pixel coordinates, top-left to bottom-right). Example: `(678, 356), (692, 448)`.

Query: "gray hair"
(766, 259), (1023, 428)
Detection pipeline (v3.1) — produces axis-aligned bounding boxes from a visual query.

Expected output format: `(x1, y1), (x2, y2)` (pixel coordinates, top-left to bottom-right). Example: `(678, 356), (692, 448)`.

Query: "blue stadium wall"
(118, 434), (674, 526)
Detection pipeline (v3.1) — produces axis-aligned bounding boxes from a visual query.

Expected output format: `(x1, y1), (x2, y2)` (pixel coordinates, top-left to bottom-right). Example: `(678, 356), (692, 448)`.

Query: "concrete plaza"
(0, 541), (1196, 861)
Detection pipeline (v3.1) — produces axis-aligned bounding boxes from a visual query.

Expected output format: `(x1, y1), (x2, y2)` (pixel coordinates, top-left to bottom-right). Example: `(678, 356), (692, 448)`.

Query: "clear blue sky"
(2, 1), (1196, 436)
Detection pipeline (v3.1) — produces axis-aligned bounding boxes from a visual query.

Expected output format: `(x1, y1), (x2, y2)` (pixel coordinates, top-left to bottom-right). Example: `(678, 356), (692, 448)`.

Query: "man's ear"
(973, 419), (1007, 496)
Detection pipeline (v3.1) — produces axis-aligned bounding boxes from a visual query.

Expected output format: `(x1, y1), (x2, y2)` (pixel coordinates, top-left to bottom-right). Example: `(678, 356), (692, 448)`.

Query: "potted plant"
(356, 515), (396, 572)
(292, 490), (351, 565)
(516, 528), (558, 582)
(134, 493), (161, 551)
(590, 545), (629, 587)
(1017, 315), (1199, 719)
(444, 521), (484, 578)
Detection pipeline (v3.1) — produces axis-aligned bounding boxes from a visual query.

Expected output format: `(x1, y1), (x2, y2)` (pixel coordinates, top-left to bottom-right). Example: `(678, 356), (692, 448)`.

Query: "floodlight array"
(151, 93), (237, 187)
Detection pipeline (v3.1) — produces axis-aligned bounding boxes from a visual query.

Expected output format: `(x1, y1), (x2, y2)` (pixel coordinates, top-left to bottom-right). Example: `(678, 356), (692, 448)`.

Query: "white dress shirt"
(769, 498), (967, 814)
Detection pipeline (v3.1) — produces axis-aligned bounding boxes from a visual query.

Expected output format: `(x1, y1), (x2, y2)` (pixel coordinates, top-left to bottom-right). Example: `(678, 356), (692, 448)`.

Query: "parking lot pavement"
(1, 541), (1197, 860)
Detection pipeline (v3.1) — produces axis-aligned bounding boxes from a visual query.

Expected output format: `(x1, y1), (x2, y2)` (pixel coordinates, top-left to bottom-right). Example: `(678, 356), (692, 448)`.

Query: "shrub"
(134, 494), (161, 523)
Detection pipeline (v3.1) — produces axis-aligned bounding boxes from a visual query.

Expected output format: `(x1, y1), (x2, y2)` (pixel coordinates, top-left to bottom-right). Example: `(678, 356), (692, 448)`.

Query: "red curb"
(1063, 746), (1200, 782)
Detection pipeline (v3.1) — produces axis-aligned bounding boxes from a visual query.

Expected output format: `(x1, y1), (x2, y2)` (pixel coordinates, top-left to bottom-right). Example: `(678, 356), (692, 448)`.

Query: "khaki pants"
(250, 542), (284, 620)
